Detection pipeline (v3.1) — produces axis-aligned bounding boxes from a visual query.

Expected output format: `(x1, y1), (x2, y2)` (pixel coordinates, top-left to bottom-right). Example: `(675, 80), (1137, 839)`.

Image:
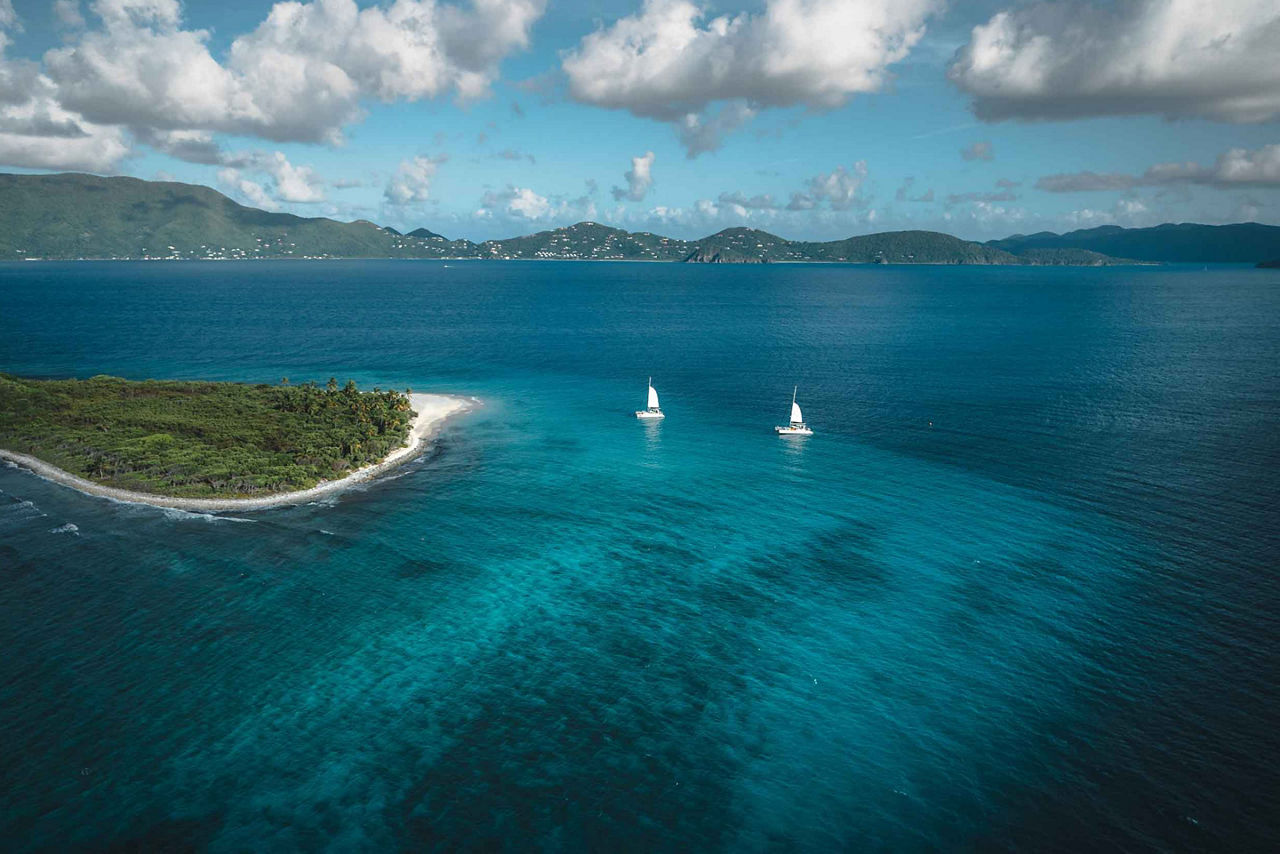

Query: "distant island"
(2, 172), (1278, 265)
(0, 374), (469, 510)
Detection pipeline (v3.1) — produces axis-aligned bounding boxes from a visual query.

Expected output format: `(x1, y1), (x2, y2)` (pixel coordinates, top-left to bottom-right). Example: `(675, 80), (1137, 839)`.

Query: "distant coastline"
(14, 173), (1280, 265)
(0, 391), (473, 512)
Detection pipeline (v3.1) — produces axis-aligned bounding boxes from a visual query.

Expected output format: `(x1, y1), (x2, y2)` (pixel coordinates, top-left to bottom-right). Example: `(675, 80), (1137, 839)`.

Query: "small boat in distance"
(775, 387), (813, 435)
(636, 378), (665, 419)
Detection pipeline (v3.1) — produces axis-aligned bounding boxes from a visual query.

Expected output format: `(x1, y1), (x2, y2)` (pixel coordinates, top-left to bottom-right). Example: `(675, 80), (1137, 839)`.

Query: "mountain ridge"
(2, 172), (1274, 264)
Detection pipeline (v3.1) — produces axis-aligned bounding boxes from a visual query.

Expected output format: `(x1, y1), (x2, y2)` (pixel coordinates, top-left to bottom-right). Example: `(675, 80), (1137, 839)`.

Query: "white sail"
(648, 384), (660, 410)
(790, 401), (803, 424)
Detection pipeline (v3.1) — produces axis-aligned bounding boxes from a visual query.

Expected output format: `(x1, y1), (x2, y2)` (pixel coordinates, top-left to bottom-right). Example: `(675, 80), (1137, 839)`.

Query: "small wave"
(2, 497), (48, 519)
(159, 508), (257, 523)
(49, 522), (79, 535)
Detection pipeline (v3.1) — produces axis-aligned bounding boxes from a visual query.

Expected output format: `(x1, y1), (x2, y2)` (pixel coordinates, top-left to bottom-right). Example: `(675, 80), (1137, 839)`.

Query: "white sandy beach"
(0, 392), (473, 512)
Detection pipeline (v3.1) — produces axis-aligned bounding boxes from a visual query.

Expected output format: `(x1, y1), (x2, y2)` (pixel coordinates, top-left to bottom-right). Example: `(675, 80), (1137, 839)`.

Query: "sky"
(0, 0), (1277, 241)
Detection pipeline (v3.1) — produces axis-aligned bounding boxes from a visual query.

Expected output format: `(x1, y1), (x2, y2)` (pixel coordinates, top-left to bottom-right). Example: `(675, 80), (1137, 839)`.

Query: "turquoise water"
(1, 261), (1277, 850)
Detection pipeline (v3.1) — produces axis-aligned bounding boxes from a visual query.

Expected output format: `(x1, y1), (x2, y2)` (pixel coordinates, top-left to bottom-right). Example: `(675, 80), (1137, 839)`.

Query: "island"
(0, 173), (1175, 265)
(0, 374), (471, 510)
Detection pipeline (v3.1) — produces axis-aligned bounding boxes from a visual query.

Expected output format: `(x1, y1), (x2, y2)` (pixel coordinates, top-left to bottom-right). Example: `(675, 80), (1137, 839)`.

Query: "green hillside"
(480, 222), (691, 260)
(0, 173), (470, 260)
(989, 223), (1280, 263)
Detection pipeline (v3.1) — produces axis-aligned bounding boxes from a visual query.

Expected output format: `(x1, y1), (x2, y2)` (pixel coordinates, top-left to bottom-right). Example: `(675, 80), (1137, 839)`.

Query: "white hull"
(775, 425), (813, 435)
(636, 409), (665, 419)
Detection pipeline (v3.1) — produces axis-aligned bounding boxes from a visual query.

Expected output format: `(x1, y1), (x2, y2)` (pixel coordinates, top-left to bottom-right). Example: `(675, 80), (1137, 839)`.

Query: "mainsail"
(648, 382), (660, 410)
(790, 400), (803, 425)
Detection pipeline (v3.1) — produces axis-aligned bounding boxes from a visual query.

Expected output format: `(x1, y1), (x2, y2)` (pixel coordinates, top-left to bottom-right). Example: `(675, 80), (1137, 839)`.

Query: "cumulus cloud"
(949, 0), (1280, 123)
(53, 0), (86, 28)
(478, 185), (596, 222)
(562, 0), (939, 155)
(0, 5), (128, 170)
(385, 155), (446, 205)
(612, 150), (655, 201)
(1037, 144), (1280, 191)
(960, 140), (993, 161)
(217, 168), (277, 210)
(41, 0), (545, 145)
(264, 151), (325, 202)
(0, 0), (545, 170)
(215, 150), (326, 207)
(717, 190), (779, 210)
(1064, 197), (1153, 228)
(789, 162), (869, 211)
(674, 101), (756, 157)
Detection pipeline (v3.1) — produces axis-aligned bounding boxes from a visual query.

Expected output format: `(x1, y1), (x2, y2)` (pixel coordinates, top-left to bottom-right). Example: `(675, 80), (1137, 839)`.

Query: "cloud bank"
(563, 0), (939, 155)
(1037, 144), (1280, 191)
(0, 0), (545, 171)
(949, 0), (1280, 122)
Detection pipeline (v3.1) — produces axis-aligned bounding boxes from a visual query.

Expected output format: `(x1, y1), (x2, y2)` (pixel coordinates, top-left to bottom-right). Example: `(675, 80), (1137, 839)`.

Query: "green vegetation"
(988, 222), (1280, 263)
(0, 375), (415, 498)
(0, 173), (477, 260)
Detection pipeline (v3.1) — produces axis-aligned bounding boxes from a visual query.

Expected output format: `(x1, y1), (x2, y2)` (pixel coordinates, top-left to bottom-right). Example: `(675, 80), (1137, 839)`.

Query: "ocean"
(1, 260), (1277, 850)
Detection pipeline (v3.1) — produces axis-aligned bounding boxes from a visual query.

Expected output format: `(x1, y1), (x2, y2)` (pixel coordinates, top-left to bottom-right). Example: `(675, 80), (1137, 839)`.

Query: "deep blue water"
(1, 260), (1277, 851)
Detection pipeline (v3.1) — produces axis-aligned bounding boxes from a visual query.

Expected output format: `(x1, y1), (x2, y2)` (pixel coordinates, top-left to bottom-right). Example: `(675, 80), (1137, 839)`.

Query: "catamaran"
(636, 378), (665, 419)
(775, 386), (813, 435)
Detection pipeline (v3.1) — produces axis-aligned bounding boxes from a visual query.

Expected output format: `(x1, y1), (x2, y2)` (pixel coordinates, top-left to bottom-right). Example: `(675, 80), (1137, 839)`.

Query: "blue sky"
(1, 0), (1276, 240)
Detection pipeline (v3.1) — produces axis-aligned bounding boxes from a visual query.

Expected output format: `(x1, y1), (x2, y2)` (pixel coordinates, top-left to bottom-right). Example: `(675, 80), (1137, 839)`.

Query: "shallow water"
(1, 260), (1277, 850)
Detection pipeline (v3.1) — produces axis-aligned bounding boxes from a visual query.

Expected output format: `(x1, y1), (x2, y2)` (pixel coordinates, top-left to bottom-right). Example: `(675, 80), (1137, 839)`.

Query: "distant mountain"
(0, 172), (1180, 266)
(478, 221), (690, 261)
(407, 227), (452, 241)
(0, 173), (473, 260)
(989, 222), (1280, 263)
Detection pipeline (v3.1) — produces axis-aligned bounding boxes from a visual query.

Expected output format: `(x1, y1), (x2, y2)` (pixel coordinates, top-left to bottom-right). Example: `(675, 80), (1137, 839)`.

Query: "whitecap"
(159, 508), (256, 523)
(49, 522), (79, 535)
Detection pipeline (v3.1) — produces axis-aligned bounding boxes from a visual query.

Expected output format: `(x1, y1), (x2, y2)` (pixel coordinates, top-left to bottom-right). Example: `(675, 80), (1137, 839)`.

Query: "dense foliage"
(0, 375), (415, 497)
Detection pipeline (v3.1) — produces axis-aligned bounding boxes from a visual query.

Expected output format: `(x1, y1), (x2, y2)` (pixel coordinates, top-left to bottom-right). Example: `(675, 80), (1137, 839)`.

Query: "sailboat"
(775, 386), (813, 435)
(635, 377), (665, 419)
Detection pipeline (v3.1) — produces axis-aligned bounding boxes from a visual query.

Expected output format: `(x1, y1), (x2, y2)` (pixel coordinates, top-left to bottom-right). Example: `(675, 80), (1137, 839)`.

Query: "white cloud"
(612, 150), (655, 201)
(716, 190), (779, 210)
(789, 162), (868, 211)
(217, 168), (277, 210)
(0, 20), (130, 172)
(478, 185), (596, 221)
(562, 0), (938, 154)
(385, 155), (445, 204)
(264, 151), (324, 202)
(1064, 198), (1153, 228)
(1038, 144), (1280, 191)
(53, 0), (86, 28)
(39, 0), (546, 146)
(208, 149), (326, 207)
(949, 0), (1280, 123)
(674, 101), (756, 157)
